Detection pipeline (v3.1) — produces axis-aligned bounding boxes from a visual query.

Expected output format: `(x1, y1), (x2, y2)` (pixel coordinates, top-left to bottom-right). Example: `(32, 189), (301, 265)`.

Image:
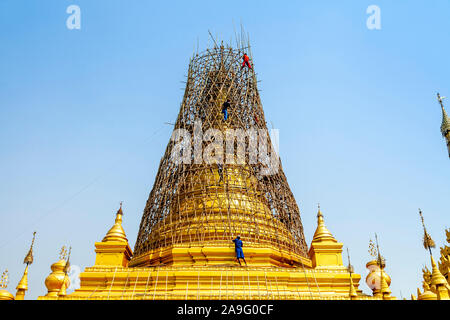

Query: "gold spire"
(15, 232), (36, 300)
(419, 209), (435, 255)
(312, 204), (336, 242)
(437, 93), (450, 158)
(380, 273), (391, 297)
(15, 265), (29, 294)
(437, 93), (450, 137)
(103, 202), (128, 242)
(23, 231), (36, 265)
(430, 255), (447, 287)
(371, 233), (392, 299)
(416, 210), (449, 300)
(58, 246), (71, 298)
(346, 248), (357, 299)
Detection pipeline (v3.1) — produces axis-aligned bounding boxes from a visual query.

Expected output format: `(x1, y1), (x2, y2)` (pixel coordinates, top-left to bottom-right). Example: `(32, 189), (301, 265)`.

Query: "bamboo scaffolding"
(133, 42), (308, 261)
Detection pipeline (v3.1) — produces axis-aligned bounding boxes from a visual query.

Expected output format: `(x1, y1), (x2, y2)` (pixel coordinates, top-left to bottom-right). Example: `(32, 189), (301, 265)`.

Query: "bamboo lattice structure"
(133, 42), (308, 263)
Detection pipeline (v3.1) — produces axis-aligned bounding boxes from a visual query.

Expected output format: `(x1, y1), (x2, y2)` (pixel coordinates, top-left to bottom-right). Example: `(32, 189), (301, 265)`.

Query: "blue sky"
(0, 1), (449, 299)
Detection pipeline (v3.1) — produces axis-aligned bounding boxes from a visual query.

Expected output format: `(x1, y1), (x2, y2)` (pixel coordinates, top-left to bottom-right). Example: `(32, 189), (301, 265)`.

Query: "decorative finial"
(437, 92), (446, 106)
(0, 270), (9, 289)
(59, 246), (68, 261)
(374, 233), (386, 268)
(368, 239), (378, 258)
(419, 209), (435, 256)
(346, 247), (357, 299)
(311, 204), (335, 242)
(437, 92), (450, 144)
(64, 247), (72, 274)
(346, 247), (354, 274)
(102, 203), (128, 242)
(23, 231), (36, 265)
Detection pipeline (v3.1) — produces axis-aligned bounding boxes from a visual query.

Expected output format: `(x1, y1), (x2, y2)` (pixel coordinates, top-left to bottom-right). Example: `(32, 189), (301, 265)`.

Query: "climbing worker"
(232, 236), (247, 266)
(241, 53), (252, 70)
(217, 163), (224, 182)
(222, 100), (230, 121)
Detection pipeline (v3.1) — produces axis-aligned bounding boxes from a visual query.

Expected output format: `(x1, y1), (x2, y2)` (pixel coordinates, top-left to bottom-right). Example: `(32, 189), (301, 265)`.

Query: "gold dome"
(365, 260), (391, 290)
(0, 289), (14, 300)
(102, 204), (127, 242)
(44, 259), (70, 297)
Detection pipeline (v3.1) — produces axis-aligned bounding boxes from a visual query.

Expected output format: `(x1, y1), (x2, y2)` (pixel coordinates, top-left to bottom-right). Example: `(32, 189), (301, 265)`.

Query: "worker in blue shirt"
(222, 100), (230, 121)
(232, 236), (247, 266)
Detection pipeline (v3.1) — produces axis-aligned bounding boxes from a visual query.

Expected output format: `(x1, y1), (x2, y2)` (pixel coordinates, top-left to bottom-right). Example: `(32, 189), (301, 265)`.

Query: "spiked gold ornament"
(369, 238), (385, 266)
(423, 233), (436, 250)
(368, 239), (377, 258)
(63, 247), (71, 274)
(59, 246), (68, 261)
(0, 270), (9, 289)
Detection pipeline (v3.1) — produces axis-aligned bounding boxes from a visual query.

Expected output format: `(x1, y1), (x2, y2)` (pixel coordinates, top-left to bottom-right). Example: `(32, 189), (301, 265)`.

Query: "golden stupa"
(38, 44), (391, 300)
(2, 43), (449, 301)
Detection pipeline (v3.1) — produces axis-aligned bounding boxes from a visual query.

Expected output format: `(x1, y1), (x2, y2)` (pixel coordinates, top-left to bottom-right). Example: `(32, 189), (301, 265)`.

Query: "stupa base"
(40, 265), (376, 300)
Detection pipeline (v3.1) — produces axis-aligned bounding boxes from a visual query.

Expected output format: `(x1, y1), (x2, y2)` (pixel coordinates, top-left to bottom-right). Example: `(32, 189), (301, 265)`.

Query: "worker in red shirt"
(241, 53), (252, 70)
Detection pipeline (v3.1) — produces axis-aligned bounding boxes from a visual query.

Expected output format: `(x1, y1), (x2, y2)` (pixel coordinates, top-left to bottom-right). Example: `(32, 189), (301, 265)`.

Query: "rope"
(131, 271), (139, 299)
(311, 269), (322, 297)
(264, 270), (270, 299)
(143, 270), (151, 300)
(274, 275), (281, 300)
(152, 269), (159, 300)
(87, 286), (100, 299)
(299, 258), (313, 299)
(121, 272), (130, 300)
(197, 271), (200, 300)
(256, 274), (261, 299)
(219, 271), (223, 300)
(107, 267), (117, 300)
(165, 271), (169, 300)
(247, 270), (251, 299)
